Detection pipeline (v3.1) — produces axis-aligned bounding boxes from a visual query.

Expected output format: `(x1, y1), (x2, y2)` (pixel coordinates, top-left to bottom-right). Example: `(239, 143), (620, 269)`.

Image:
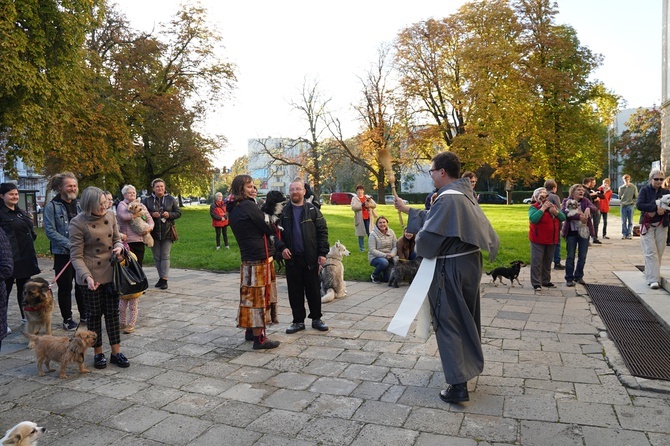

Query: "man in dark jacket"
(276, 178), (330, 334)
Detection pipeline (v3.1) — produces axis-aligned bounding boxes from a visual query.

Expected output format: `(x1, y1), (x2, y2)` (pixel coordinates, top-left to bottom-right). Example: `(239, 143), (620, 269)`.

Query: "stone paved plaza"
(1, 214), (670, 445)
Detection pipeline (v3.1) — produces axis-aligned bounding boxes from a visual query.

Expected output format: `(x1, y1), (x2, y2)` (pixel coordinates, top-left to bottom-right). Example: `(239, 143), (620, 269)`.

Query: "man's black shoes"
(285, 323), (305, 334)
(439, 383), (469, 403)
(311, 319), (329, 331)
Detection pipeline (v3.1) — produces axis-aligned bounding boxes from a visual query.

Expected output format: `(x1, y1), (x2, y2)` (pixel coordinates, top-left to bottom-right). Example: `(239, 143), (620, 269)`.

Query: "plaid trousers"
(78, 284), (120, 348)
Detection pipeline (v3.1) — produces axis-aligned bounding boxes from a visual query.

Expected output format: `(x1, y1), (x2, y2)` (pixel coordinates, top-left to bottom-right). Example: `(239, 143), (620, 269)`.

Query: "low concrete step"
(614, 269), (670, 332)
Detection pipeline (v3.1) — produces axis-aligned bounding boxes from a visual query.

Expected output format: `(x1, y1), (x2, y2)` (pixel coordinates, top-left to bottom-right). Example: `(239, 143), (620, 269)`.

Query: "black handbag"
(111, 249), (149, 296)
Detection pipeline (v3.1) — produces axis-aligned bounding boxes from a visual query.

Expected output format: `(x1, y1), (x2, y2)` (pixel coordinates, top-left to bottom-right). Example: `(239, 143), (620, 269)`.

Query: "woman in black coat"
(0, 183), (40, 323)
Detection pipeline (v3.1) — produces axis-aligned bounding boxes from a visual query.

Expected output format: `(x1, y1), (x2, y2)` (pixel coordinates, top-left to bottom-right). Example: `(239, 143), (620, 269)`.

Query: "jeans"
(621, 205), (634, 237)
(358, 219), (371, 251)
(601, 212), (608, 237)
(565, 234), (589, 282)
(553, 237), (562, 265)
(370, 257), (391, 282)
(151, 238), (172, 280)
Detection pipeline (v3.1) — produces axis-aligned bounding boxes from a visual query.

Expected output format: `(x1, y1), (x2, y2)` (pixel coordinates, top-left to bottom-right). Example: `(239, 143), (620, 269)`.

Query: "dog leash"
(50, 259), (72, 289)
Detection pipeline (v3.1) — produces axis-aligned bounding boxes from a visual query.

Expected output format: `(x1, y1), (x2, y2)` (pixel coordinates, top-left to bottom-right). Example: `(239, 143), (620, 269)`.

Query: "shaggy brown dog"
(23, 330), (97, 379)
(22, 278), (54, 347)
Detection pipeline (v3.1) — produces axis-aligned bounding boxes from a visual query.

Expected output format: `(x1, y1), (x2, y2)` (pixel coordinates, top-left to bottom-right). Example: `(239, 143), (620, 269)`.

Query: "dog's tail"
(22, 331), (40, 348)
(321, 288), (336, 303)
(485, 270), (493, 276)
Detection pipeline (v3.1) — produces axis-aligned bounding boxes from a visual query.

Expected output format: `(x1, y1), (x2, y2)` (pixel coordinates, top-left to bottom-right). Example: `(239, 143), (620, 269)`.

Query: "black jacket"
(227, 198), (276, 261)
(142, 194), (181, 241)
(0, 202), (40, 279)
(275, 201), (329, 268)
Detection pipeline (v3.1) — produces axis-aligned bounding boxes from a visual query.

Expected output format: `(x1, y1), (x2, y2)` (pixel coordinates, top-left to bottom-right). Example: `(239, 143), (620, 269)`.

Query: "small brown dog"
(127, 199), (154, 247)
(22, 278), (54, 347)
(0, 421), (46, 445)
(22, 330), (97, 379)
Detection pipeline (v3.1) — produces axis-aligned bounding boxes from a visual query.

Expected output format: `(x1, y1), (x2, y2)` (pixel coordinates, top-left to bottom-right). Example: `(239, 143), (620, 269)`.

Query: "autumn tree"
(117, 4), (236, 193)
(516, 0), (616, 187)
(0, 0), (104, 174)
(616, 107), (660, 181)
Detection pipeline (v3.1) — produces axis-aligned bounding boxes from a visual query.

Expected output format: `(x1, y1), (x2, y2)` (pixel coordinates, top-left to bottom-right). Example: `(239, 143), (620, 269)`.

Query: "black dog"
(388, 258), (422, 288)
(485, 260), (526, 287)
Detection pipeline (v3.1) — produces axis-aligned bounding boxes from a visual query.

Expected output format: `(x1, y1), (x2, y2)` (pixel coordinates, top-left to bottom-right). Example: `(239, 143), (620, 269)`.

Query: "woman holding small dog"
(368, 216), (397, 283)
(70, 186), (129, 369)
(210, 192), (229, 250)
(226, 174), (281, 350)
(528, 187), (565, 290)
(117, 184), (154, 266)
(0, 182), (40, 325)
(637, 169), (670, 289)
(561, 184), (598, 287)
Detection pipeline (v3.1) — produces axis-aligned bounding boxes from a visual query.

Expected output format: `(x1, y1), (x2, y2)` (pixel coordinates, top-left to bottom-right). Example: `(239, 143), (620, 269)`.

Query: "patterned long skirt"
(237, 258), (277, 329)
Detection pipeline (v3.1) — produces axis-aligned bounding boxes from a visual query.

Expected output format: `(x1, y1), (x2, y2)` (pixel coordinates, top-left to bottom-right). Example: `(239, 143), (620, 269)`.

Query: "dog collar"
(24, 304), (45, 312)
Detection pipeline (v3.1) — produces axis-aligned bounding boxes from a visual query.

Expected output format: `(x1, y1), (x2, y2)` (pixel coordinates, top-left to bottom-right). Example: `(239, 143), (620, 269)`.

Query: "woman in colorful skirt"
(226, 175), (280, 349)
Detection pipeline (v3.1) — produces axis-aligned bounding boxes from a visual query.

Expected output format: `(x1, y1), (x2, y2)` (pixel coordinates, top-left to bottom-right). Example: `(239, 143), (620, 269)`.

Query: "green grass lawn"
(33, 203), (623, 281)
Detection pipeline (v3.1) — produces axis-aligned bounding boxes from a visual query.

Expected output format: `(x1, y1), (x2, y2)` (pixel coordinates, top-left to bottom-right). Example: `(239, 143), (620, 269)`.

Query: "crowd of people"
(0, 157), (665, 406)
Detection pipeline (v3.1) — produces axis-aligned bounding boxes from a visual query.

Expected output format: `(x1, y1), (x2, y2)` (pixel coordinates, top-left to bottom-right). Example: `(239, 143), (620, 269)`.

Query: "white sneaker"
(6, 326), (11, 334)
(650, 282), (660, 289)
(216, 246), (221, 250)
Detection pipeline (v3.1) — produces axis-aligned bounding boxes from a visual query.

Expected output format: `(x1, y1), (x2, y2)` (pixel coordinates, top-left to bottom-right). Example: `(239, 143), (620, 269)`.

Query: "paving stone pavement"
(2, 213), (670, 445)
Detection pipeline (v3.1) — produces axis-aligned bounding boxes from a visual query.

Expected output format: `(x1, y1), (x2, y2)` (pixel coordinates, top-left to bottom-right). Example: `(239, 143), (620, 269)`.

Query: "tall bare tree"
(253, 79), (331, 195)
(329, 45), (402, 202)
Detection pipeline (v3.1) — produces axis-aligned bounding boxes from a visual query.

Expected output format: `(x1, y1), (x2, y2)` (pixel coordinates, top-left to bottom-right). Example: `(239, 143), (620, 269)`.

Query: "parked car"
(522, 197), (532, 204)
(199, 197), (207, 204)
(182, 197), (192, 204)
(329, 192), (355, 205)
(477, 192), (511, 205)
(385, 195), (409, 205)
(609, 193), (620, 206)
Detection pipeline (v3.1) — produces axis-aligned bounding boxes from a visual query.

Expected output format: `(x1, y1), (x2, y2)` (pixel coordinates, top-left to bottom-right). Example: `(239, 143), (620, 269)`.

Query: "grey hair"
(649, 169), (665, 182)
(80, 186), (105, 215)
(531, 187), (547, 203)
(215, 192), (223, 199)
(121, 184), (136, 195)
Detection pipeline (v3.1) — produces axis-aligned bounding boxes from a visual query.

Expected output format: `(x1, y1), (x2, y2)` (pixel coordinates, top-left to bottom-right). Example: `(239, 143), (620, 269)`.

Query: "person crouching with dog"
(369, 216), (397, 283)
(70, 186), (130, 369)
(227, 175), (281, 349)
(528, 187), (565, 291)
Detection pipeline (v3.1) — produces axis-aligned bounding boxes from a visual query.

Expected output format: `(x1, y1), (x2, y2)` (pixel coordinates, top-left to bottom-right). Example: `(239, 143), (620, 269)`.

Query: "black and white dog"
(260, 190), (287, 231)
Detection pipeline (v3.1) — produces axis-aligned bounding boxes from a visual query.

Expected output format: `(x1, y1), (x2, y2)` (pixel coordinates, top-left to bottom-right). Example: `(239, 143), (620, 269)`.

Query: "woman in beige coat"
(70, 187), (128, 369)
(351, 185), (377, 252)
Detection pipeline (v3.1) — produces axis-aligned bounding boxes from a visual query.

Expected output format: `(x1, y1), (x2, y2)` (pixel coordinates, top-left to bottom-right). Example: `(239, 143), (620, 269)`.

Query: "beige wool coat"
(351, 195), (377, 237)
(70, 210), (124, 286)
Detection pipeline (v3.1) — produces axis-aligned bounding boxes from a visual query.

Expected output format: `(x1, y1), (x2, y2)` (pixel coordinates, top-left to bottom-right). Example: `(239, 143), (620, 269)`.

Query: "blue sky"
(112, 0), (661, 166)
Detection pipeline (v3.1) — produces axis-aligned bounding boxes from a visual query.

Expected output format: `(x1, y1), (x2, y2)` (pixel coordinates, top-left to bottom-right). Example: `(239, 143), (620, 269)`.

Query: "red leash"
(50, 259), (72, 290)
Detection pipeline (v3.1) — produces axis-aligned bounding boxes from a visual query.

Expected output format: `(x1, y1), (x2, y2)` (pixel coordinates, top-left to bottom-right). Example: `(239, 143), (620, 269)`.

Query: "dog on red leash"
(486, 260), (526, 287)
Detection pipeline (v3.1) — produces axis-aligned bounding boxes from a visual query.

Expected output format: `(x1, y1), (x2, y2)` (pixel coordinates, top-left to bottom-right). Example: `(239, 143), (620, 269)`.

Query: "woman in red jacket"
(529, 187), (566, 290)
(597, 178), (613, 239)
(210, 192), (229, 250)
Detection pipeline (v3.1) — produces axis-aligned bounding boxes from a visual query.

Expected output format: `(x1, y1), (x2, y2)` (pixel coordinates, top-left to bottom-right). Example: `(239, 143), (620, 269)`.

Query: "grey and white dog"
(320, 241), (351, 303)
